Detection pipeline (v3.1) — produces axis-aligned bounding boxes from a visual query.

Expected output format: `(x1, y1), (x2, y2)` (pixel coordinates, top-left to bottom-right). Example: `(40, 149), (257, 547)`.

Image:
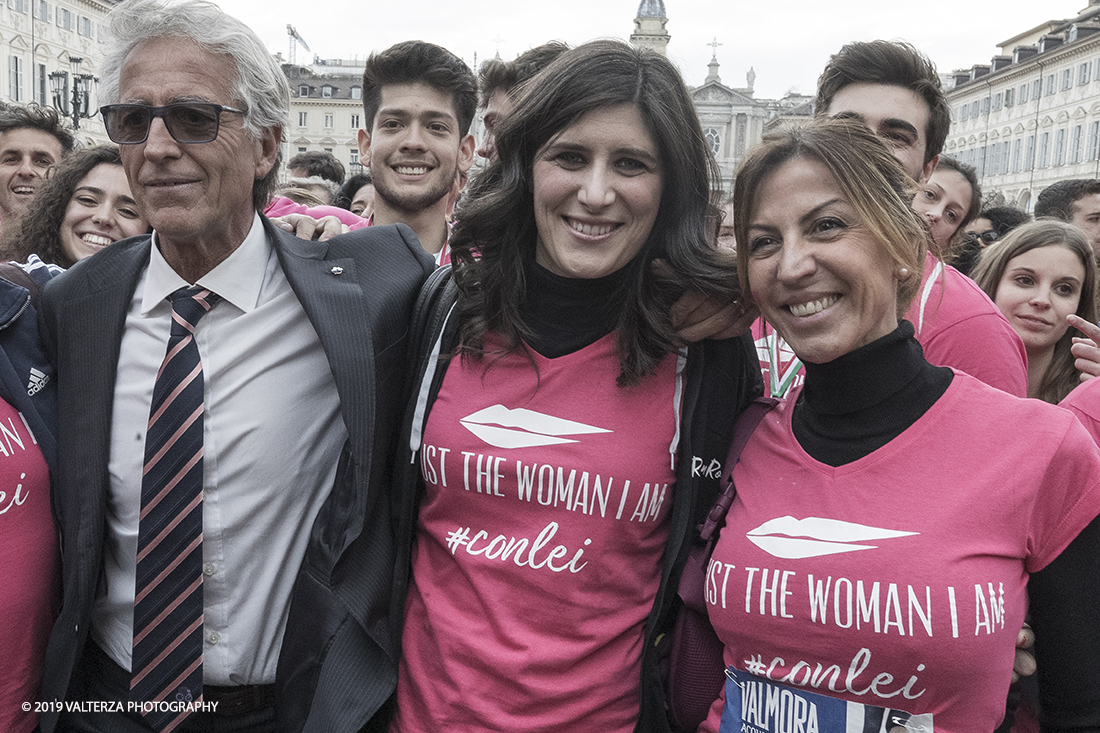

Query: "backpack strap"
(698, 396), (779, 543)
(407, 264), (459, 460)
(410, 264), (456, 352)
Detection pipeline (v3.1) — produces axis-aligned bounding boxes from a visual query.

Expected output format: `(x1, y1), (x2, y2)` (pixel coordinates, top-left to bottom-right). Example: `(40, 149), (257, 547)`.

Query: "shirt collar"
(141, 212), (271, 315)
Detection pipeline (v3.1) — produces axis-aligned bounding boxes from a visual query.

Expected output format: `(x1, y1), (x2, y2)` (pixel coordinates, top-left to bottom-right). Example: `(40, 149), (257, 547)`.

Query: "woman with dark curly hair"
(1, 145), (148, 268)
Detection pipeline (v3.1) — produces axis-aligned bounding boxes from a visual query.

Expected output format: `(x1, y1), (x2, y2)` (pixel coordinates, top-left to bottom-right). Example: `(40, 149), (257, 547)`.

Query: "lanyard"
(766, 330), (802, 399)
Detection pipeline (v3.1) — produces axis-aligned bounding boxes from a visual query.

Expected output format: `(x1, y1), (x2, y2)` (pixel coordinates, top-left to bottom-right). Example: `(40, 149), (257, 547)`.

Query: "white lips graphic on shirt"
(746, 516), (918, 559)
(459, 404), (611, 449)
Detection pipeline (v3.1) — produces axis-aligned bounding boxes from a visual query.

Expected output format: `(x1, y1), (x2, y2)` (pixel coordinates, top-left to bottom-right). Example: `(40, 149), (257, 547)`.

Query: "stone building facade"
(945, 1), (1100, 211)
(638, 1), (812, 192)
(283, 61), (365, 179)
(690, 54), (785, 192)
(0, 0), (116, 144)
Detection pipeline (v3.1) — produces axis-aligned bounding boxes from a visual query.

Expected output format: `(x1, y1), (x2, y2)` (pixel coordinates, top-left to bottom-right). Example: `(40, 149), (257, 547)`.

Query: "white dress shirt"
(92, 214), (347, 685)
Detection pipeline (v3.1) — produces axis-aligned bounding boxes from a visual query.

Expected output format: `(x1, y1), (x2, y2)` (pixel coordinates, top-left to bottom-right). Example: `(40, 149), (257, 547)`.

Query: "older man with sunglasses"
(36, 1), (434, 732)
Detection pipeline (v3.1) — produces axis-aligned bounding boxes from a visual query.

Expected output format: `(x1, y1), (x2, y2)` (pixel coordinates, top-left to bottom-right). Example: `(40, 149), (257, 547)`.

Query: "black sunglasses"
(100, 103), (246, 144)
(966, 229), (1000, 246)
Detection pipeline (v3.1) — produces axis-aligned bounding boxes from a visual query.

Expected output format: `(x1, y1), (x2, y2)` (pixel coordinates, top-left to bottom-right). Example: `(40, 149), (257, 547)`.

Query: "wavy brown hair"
(1, 145), (148, 268)
(449, 39), (737, 387)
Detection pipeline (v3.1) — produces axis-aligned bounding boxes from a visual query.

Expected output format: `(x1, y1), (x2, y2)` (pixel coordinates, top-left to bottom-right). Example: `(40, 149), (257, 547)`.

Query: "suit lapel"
(60, 237), (151, 565)
(267, 221), (376, 464)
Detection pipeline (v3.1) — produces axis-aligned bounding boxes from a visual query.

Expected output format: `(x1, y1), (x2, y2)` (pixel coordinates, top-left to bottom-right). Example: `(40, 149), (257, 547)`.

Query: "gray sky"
(215, 0), (1072, 100)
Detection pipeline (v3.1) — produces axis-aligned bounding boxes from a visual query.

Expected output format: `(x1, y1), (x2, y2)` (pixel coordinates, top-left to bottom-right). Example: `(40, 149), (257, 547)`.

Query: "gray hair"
(100, 0), (288, 139)
(100, 0), (289, 208)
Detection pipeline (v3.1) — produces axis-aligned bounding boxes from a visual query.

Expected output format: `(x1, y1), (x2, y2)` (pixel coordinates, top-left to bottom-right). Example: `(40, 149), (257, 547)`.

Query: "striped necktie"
(132, 286), (219, 732)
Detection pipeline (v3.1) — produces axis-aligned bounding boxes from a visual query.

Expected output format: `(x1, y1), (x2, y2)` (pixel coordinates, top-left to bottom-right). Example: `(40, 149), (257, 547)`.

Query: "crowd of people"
(1, 0), (1099, 732)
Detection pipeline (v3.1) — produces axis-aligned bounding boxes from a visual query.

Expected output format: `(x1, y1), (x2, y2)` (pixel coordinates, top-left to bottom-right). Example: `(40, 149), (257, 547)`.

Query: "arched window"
(704, 127), (720, 155)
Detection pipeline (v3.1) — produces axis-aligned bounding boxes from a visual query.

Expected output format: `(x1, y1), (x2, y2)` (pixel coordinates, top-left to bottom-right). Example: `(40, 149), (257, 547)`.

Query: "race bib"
(719, 668), (934, 733)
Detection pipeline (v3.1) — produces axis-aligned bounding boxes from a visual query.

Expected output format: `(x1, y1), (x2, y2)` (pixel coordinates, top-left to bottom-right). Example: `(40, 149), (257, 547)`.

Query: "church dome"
(636, 0), (667, 19)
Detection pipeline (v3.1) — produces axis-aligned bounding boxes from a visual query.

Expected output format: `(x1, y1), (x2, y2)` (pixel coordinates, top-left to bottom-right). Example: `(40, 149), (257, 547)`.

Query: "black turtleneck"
(520, 259), (629, 358)
(793, 320), (953, 466)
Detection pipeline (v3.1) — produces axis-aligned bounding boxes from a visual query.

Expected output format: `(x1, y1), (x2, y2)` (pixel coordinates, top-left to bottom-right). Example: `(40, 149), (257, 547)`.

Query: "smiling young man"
(815, 40), (949, 185)
(0, 104), (74, 237)
(804, 40), (1029, 398)
(358, 41), (476, 262)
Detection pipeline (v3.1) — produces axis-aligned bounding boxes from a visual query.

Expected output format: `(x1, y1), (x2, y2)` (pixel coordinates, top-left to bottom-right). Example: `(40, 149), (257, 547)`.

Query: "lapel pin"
(330, 266), (345, 275)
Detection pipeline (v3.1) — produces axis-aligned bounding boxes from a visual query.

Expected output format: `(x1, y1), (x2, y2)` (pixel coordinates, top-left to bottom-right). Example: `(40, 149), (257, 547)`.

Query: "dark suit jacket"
(37, 219), (435, 733)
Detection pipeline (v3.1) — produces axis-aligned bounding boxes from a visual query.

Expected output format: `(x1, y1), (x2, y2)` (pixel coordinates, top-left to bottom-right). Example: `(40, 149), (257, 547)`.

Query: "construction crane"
(287, 25), (311, 66)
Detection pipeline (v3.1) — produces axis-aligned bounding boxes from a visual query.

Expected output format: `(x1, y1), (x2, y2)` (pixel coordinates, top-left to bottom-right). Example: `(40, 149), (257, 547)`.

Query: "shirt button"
(207, 632), (219, 645)
(203, 563), (216, 576)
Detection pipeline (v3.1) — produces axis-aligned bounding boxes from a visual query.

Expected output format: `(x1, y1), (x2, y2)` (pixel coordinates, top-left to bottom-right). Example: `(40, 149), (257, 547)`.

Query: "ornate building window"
(704, 127), (720, 155)
(1054, 128), (1067, 166)
(8, 56), (22, 102)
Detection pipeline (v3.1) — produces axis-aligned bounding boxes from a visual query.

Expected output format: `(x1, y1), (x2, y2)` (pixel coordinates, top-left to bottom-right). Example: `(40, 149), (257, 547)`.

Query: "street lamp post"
(49, 56), (97, 129)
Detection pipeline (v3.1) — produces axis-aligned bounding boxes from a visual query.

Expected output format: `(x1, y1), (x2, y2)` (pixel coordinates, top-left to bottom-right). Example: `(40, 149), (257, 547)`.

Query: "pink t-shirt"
(262, 196), (370, 230)
(1061, 375), (1100, 445)
(0, 399), (56, 733)
(700, 373), (1100, 733)
(393, 333), (681, 732)
(904, 253), (1028, 396)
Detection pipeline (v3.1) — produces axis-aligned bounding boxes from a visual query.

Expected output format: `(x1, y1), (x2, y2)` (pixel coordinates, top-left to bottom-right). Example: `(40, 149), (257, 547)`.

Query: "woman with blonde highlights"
(699, 119), (1100, 732)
